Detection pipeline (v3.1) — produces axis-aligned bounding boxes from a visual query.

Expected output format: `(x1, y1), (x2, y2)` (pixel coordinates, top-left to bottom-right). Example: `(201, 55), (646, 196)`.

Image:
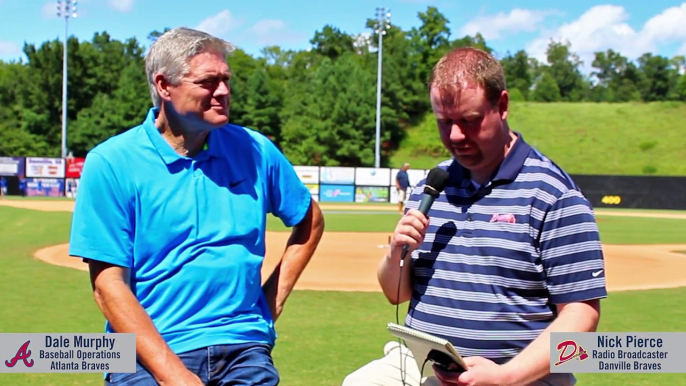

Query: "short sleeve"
(540, 189), (608, 304)
(68, 151), (134, 268)
(263, 139), (311, 227)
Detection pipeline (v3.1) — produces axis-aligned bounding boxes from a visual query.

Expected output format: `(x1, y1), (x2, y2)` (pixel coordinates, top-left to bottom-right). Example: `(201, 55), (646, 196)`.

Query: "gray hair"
(145, 27), (236, 107)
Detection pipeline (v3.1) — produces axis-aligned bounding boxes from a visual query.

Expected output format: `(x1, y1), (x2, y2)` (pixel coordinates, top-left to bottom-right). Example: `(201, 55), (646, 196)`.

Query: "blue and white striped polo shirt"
(404, 132), (607, 363)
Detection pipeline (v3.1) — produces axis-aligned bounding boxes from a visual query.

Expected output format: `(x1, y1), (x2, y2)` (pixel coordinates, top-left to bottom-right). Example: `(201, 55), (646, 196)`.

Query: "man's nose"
(449, 123), (467, 143)
(215, 80), (229, 96)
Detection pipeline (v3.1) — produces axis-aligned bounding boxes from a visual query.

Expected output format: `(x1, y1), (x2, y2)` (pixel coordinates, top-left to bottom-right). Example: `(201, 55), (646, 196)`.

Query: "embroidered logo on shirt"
(490, 213), (516, 224)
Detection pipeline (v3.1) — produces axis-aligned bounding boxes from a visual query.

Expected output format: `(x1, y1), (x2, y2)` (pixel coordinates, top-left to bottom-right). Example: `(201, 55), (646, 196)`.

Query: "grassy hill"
(390, 102), (686, 176)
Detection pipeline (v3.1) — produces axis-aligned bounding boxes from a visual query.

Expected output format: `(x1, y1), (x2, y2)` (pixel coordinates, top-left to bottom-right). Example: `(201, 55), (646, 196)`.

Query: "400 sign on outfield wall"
(601, 196), (622, 205)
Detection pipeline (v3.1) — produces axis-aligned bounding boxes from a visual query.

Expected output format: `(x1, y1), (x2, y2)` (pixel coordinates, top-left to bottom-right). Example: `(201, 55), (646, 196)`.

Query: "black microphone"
(399, 167), (450, 265)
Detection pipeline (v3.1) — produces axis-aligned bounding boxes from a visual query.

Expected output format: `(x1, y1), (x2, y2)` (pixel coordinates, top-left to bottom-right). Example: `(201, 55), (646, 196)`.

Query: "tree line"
(1, 6), (684, 166)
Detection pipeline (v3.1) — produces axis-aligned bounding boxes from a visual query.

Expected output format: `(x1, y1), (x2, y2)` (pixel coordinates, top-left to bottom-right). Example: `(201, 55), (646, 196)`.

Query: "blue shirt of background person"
(68, 27), (324, 386)
(0, 176), (6, 197)
(396, 167), (410, 190)
(395, 163), (411, 213)
(18, 177), (26, 196)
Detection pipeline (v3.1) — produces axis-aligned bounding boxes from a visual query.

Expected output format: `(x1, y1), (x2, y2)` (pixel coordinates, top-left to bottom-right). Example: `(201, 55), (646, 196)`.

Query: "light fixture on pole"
(57, 0), (77, 159)
(373, 7), (391, 169)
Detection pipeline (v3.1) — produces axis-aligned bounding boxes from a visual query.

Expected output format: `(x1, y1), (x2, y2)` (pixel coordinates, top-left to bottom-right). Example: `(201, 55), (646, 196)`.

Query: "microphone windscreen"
(423, 167), (450, 197)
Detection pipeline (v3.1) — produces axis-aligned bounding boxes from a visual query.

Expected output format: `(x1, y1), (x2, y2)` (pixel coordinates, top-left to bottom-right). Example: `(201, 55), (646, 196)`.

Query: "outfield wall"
(573, 175), (686, 210)
(1, 156), (685, 209)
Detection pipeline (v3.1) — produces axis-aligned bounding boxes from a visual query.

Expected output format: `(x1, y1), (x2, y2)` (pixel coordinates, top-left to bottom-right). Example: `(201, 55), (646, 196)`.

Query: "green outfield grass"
(1, 206), (685, 385)
(268, 210), (686, 245)
(390, 102), (686, 177)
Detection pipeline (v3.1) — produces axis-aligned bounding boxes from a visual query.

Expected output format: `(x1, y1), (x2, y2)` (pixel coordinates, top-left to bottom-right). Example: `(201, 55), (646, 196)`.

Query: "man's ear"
(154, 73), (172, 103)
(498, 90), (509, 120)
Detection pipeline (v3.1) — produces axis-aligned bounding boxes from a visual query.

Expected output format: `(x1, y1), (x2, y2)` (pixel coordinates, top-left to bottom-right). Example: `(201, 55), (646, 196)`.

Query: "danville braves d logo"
(554, 340), (588, 366)
(5, 340), (34, 367)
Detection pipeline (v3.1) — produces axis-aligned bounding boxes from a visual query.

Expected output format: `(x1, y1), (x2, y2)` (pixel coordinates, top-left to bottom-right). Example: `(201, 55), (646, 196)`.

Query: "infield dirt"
(3, 200), (686, 293)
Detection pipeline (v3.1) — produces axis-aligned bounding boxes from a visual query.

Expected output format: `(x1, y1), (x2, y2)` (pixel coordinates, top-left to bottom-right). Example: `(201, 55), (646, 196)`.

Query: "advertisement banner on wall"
(294, 166), (319, 184)
(390, 168), (430, 188)
(305, 183), (319, 196)
(320, 167), (355, 185)
(355, 186), (390, 203)
(65, 157), (85, 178)
(319, 184), (355, 202)
(0, 157), (25, 177)
(25, 157), (65, 178)
(26, 178), (64, 197)
(355, 168), (391, 187)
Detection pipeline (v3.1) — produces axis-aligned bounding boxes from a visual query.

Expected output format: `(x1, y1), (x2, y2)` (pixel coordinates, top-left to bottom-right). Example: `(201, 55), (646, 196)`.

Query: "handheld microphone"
(399, 167), (450, 264)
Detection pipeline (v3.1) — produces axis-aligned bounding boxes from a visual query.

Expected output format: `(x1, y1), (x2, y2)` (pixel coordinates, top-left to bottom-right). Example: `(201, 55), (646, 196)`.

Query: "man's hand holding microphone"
(378, 167), (450, 305)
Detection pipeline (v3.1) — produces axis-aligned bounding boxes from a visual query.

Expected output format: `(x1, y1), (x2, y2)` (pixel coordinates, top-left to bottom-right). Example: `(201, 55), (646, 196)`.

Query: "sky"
(1, 0), (685, 74)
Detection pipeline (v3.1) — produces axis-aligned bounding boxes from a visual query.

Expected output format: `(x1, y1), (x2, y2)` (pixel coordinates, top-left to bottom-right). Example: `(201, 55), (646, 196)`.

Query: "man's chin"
(452, 154), (483, 168)
(206, 115), (229, 126)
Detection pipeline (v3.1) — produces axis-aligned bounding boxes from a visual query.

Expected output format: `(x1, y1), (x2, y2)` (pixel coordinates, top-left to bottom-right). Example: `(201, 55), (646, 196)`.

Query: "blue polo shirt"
(396, 170), (410, 190)
(404, 132), (607, 363)
(69, 108), (311, 354)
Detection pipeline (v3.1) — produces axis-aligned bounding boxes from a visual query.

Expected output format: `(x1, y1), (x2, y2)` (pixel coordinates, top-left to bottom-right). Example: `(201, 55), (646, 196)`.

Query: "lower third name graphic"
(46, 335), (116, 351)
(40, 350), (121, 359)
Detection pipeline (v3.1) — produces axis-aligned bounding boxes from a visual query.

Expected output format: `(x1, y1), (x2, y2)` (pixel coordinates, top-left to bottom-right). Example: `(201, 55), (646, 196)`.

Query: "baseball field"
(1, 198), (685, 385)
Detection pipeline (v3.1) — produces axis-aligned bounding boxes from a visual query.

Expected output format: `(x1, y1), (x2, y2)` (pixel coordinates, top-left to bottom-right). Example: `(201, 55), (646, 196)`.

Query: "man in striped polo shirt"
(343, 48), (606, 386)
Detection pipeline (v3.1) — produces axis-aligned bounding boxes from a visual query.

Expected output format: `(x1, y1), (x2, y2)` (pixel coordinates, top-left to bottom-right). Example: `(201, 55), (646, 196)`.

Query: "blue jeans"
(106, 342), (279, 385)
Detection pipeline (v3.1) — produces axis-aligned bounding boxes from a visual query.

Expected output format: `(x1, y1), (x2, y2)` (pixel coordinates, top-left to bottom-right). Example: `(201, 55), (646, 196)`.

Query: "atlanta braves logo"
(5, 340), (34, 368)
(554, 340), (588, 366)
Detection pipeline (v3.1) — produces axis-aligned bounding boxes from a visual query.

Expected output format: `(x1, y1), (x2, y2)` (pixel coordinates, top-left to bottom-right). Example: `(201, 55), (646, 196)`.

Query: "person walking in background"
(0, 177), (7, 198)
(69, 27), (325, 386)
(395, 162), (411, 214)
(18, 176), (26, 197)
(66, 179), (75, 198)
(343, 47), (606, 386)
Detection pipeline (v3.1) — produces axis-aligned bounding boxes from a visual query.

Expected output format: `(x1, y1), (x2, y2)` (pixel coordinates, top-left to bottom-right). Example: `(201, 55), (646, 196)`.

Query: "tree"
(241, 67), (283, 144)
(280, 54), (376, 166)
(591, 49), (643, 102)
(531, 72), (561, 102)
(1, 6), (685, 163)
(310, 25), (355, 60)
(225, 48), (262, 126)
(407, 6), (452, 82)
(147, 28), (171, 43)
(542, 41), (586, 101)
(69, 61), (150, 156)
(637, 53), (678, 101)
(501, 50), (533, 99)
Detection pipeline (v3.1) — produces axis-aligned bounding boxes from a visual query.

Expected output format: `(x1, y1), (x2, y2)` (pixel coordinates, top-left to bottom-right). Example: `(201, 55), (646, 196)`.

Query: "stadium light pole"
(57, 0), (77, 159)
(374, 7), (391, 169)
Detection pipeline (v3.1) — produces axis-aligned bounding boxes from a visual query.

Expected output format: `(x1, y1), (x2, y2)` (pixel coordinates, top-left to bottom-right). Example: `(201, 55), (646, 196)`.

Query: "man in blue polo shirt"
(69, 27), (324, 386)
(343, 48), (606, 385)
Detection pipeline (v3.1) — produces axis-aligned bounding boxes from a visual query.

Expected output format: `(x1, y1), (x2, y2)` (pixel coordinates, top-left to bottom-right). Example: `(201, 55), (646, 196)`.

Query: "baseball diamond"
(3, 200), (686, 293)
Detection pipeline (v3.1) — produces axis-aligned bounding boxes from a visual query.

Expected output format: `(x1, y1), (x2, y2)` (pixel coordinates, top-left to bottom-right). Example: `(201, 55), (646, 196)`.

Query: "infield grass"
(1, 206), (685, 385)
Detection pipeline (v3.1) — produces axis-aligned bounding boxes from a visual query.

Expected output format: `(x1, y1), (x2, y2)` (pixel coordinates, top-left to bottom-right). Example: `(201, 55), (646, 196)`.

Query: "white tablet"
(387, 322), (467, 376)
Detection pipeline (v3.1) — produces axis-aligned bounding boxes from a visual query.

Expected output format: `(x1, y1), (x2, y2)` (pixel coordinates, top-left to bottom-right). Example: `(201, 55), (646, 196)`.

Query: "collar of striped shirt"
(448, 131), (532, 190)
